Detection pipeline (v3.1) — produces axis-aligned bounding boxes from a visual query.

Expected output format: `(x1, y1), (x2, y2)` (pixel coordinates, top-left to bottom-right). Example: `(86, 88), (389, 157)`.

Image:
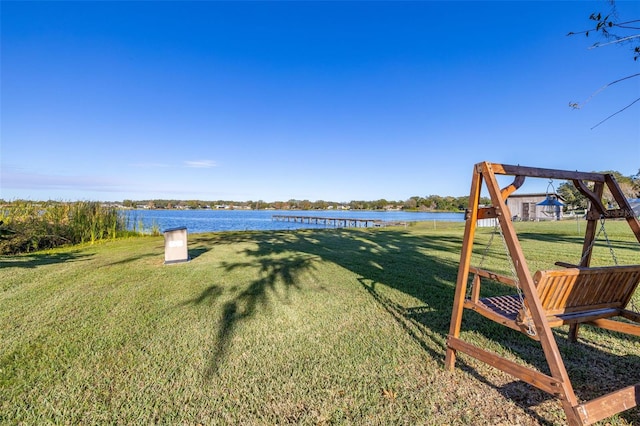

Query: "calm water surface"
(126, 209), (464, 233)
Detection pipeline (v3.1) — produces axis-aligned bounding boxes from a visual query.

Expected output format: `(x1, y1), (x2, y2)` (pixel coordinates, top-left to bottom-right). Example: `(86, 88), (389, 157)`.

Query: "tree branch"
(591, 97), (640, 129)
(589, 33), (640, 48)
(570, 73), (640, 109)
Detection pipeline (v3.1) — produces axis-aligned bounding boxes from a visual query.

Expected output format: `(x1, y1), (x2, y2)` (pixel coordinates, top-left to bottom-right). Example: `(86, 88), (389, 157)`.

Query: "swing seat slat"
(535, 265), (640, 317)
(468, 264), (640, 334)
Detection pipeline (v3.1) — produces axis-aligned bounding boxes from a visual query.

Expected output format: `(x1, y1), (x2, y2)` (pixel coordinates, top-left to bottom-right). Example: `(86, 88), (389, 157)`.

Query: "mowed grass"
(1, 220), (639, 425)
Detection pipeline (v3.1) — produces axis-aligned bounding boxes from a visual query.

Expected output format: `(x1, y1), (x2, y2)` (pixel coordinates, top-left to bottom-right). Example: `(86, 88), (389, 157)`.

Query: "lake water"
(126, 209), (464, 233)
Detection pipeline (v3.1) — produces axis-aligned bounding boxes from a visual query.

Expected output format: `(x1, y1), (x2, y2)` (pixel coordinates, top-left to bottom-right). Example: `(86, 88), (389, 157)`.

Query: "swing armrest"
(469, 267), (519, 288)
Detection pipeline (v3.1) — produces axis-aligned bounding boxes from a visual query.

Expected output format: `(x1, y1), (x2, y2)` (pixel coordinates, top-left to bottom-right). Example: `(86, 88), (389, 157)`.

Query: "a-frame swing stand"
(445, 162), (640, 426)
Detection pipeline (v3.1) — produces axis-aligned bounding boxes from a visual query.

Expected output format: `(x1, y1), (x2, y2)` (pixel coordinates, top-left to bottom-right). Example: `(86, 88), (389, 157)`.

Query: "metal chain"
(597, 218), (638, 312)
(578, 216), (618, 266)
(599, 217), (619, 266)
(478, 221), (498, 271)
(467, 220), (499, 299)
(496, 221), (536, 336)
(578, 216), (603, 266)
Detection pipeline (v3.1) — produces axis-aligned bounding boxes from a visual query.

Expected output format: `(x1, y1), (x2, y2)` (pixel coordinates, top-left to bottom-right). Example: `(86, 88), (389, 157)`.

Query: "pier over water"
(272, 215), (406, 228)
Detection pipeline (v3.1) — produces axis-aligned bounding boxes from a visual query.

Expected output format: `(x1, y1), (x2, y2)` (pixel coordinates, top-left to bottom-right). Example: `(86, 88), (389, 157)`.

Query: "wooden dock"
(272, 215), (406, 228)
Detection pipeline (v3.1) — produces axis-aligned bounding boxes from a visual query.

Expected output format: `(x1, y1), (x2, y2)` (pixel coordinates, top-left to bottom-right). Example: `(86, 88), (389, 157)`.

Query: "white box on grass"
(163, 227), (189, 264)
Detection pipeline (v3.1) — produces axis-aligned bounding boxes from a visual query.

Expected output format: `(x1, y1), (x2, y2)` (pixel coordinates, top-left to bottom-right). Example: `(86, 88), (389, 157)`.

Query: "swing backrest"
(534, 265), (640, 316)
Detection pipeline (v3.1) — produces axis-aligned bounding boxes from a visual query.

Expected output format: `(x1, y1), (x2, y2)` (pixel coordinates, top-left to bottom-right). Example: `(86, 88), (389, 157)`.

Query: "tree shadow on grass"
(183, 284), (224, 306)
(183, 238), (318, 377)
(0, 250), (94, 269)
(189, 227), (640, 423)
(517, 231), (638, 254)
(100, 252), (158, 267)
(191, 228), (466, 376)
(204, 253), (317, 376)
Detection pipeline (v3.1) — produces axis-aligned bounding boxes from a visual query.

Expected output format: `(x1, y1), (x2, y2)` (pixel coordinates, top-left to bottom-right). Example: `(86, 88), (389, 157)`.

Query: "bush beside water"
(0, 201), (134, 254)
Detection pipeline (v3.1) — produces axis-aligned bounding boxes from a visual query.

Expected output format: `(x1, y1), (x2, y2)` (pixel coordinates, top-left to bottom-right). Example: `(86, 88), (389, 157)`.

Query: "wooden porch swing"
(445, 162), (640, 426)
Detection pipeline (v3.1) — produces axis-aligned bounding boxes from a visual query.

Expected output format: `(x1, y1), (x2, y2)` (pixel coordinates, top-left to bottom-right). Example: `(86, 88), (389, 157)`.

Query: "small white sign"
(168, 240), (184, 248)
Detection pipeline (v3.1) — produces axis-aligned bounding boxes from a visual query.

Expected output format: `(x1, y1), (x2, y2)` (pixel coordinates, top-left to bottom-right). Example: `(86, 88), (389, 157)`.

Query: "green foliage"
(123, 195), (486, 212)
(557, 181), (589, 210)
(633, 169), (640, 197)
(558, 169), (640, 210)
(403, 195), (491, 212)
(0, 201), (128, 254)
(0, 221), (16, 240)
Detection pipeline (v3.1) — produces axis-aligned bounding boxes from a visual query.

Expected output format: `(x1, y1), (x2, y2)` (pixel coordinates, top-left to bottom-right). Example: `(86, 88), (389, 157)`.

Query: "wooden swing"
(445, 162), (640, 426)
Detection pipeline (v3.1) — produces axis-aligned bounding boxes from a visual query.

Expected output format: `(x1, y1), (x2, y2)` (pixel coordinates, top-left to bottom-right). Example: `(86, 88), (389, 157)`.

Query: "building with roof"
(506, 193), (565, 221)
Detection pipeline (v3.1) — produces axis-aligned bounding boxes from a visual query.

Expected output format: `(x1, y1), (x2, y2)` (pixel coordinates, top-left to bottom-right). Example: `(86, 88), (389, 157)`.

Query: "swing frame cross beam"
(445, 161), (640, 426)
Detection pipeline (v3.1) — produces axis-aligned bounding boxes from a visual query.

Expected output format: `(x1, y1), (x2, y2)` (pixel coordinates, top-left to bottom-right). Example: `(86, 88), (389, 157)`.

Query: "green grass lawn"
(1, 221), (639, 425)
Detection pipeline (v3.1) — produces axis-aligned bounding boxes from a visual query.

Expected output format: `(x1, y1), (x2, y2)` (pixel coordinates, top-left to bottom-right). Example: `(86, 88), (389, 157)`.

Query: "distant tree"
(568, 1), (640, 128)
(558, 181), (589, 210)
(558, 169), (638, 210)
(370, 199), (387, 210)
(349, 200), (366, 210)
(404, 197), (418, 210)
(631, 169), (640, 198)
(632, 169), (640, 197)
(299, 200), (312, 210)
(600, 170), (638, 201)
(313, 200), (328, 210)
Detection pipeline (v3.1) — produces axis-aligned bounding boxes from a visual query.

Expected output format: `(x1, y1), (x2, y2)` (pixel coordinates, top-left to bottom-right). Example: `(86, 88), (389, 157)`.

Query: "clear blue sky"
(2, 1), (639, 202)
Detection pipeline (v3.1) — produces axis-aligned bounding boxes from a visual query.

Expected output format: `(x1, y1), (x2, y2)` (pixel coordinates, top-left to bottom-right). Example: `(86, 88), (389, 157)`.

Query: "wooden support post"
(482, 163), (581, 413)
(445, 164), (482, 370)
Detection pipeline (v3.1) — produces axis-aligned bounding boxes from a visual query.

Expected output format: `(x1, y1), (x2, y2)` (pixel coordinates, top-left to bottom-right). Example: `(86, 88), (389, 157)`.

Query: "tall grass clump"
(125, 212), (161, 236)
(0, 200), (129, 254)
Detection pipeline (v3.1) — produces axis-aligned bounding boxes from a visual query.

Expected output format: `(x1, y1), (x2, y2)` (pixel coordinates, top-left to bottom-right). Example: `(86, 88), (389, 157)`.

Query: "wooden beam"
(477, 207), (498, 219)
(604, 174), (640, 245)
(469, 266), (519, 288)
(587, 318), (640, 337)
(488, 163), (606, 182)
(481, 161), (581, 409)
(445, 165), (483, 370)
(573, 179), (607, 216)
(447, 336), (562, 396)
(620, 309), (640, 322)
(500, 174), (526, 199)
(576, 384), (640, 425)
(580, 181), (605, 268)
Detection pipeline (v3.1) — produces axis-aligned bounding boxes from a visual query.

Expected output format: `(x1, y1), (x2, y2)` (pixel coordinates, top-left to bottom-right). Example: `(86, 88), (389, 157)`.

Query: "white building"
(506, 193), (565, 221)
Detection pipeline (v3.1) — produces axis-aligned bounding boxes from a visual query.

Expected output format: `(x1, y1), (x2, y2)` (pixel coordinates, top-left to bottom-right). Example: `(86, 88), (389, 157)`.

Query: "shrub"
(0, 201), (129, 254)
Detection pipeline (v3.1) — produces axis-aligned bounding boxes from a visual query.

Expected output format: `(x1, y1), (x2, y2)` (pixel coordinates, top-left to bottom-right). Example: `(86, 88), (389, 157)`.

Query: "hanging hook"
(537, 179), (564, 220)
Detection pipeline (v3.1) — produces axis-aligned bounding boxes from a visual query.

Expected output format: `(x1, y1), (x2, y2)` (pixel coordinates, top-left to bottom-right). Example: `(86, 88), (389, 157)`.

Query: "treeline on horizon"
(0, 195), (486, 255)
(120, 195), (492, 212)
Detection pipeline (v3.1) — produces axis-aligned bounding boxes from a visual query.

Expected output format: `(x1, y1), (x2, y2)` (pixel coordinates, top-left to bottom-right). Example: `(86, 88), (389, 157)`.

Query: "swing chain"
(478, 222), (498, 271)
(579, 216), (618, 266)
(467, 221), (498, 300)
(599, 217), (619, 266)
(496, 220), (536, 336)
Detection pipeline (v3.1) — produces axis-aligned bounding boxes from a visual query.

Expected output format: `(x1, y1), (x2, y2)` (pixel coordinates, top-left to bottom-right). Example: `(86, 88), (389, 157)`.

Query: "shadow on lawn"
(191, 227), (460, 376)
(0, 250), (94, 269)
(518, 231), (638, 255)
(194, 227), (640, 424)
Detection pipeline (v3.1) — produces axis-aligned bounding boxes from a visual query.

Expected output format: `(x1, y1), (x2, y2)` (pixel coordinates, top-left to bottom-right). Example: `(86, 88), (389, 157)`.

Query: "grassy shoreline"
(1, 221), (639, 424)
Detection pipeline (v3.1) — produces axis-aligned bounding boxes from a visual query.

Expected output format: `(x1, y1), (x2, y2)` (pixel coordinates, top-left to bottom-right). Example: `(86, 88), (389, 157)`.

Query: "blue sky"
(2, 1), (639, 202)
